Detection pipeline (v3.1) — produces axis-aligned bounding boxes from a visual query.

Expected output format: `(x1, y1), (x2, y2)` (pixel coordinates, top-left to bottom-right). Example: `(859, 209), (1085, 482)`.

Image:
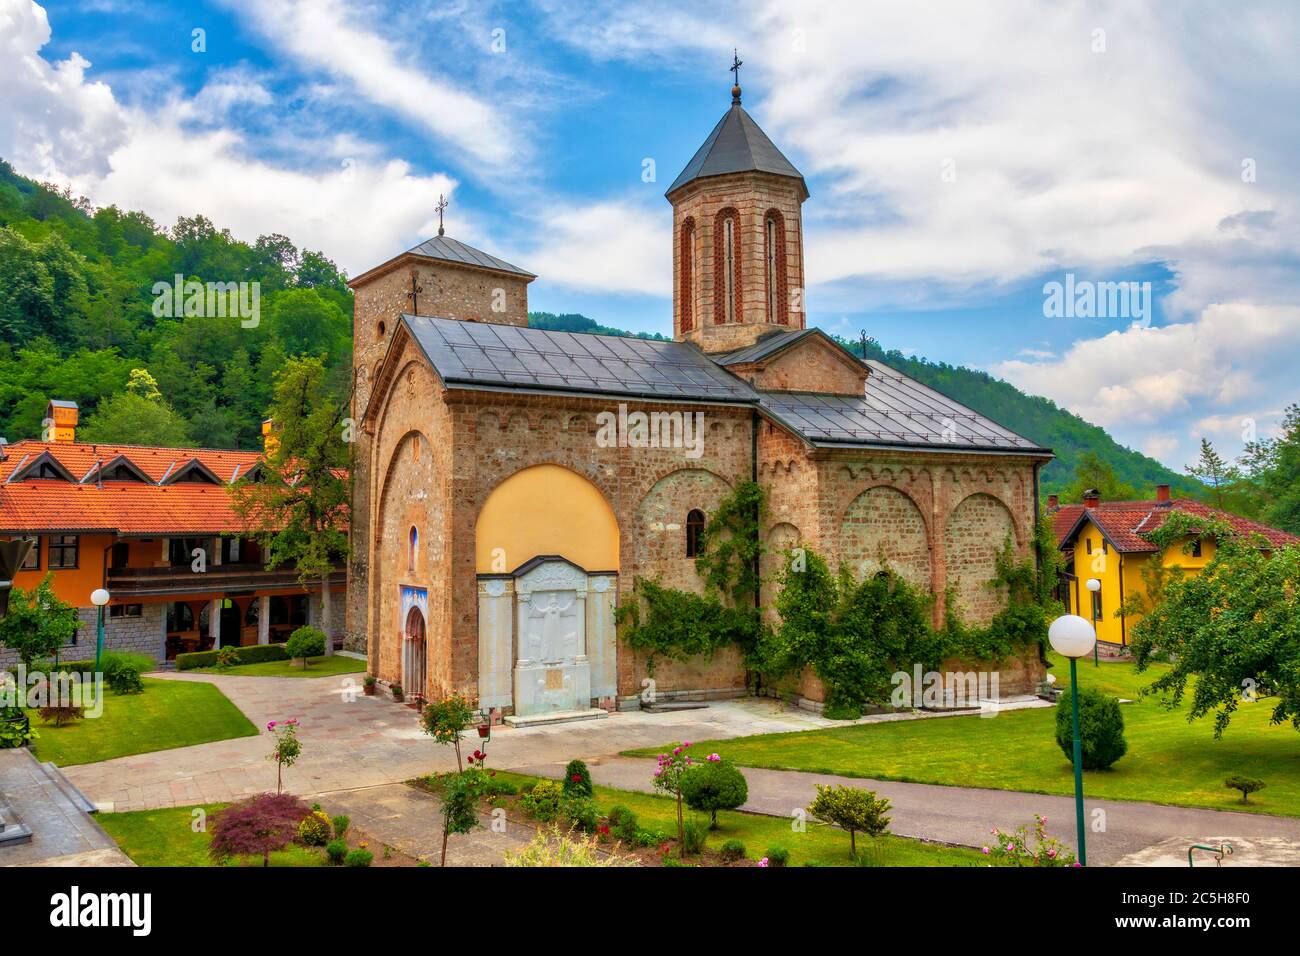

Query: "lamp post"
(1085, 578), (1102, 667)
(1049, 613), (1097, 866)
(90, 588), (110, 673)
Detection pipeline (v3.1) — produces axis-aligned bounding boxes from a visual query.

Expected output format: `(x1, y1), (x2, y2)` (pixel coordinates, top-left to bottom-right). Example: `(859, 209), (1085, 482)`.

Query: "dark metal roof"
(666, 104), (808, 199)
(404, 234), (535, 278)
(714, 328), (854, 367)
(401, 315), (759, 403)
(758, 361), (1050, 454)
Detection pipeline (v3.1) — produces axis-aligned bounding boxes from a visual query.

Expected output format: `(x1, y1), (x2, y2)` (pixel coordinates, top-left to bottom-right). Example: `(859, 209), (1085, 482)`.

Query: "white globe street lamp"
(90, 587), (110, 673)
(1049, 612), (1097, 866)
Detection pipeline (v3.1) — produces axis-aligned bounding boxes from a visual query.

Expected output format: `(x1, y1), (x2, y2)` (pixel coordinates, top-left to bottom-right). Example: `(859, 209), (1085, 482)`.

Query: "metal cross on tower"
(435, 193), (449, 237)
(730, 49), (743, 103)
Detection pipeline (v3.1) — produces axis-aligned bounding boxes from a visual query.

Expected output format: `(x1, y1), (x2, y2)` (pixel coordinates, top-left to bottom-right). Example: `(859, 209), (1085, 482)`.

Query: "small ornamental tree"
(651, 743), (696, 858)
(681, 755), (748, 828)
(267, 719), (301, 792)
(1225, 775), (1266, 804)
(421, 692), (476, 771)
(285, 626), (326, 665)
(562, 759), (593, 798)
(0, 574), (80, 668)
(1131, 539), (1300, 738)
(209, 792), (310, 867)
(807, 784), (891, 857)
(1054, 687), (1127, 770)
(438, 750), (489, 866)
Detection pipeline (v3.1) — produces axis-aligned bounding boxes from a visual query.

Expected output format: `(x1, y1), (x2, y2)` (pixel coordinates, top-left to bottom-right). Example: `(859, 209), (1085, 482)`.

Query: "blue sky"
(4, 0), (1299, 473)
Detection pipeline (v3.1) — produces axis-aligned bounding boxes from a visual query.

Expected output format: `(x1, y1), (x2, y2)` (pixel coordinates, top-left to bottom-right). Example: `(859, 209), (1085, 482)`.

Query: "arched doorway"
(403, 607), (427, 701)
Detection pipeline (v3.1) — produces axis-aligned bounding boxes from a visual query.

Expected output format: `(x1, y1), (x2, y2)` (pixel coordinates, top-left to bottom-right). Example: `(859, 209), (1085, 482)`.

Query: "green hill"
(843, 337), (1195, 496)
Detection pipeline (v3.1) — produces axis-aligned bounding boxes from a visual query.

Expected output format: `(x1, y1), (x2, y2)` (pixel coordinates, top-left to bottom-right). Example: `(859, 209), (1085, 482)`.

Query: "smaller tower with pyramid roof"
(666, 58), (808, 353)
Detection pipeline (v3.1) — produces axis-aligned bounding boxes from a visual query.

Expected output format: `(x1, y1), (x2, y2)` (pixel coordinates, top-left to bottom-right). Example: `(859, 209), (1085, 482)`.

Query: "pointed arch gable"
(475, 464), (619, 574)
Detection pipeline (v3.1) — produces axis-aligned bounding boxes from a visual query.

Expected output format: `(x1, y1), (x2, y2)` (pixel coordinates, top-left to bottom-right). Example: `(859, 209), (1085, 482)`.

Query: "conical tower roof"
(666, 91), (808, 200)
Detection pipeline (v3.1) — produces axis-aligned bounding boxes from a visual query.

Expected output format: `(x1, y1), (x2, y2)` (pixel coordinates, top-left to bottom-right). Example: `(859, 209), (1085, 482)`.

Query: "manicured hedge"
(177, 643), (289, 670)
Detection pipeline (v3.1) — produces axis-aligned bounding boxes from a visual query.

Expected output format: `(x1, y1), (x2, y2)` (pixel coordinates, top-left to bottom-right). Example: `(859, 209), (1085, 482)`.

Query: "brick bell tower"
(666, 56), (809, 353)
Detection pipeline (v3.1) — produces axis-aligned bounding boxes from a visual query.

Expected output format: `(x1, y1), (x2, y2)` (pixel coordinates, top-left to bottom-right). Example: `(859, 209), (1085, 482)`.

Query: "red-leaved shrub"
(209, 792), (310, 867)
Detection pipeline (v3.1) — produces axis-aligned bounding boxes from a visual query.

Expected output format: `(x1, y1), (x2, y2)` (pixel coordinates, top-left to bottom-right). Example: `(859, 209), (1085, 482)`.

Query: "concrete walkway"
(65, 670), (969, 812)
(60, 670), (1300, 866)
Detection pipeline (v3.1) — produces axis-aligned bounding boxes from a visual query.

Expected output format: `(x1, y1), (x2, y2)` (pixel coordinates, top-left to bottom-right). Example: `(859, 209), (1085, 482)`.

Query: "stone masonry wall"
(348, 255), (530, 653)
(670, 172), (806, 353)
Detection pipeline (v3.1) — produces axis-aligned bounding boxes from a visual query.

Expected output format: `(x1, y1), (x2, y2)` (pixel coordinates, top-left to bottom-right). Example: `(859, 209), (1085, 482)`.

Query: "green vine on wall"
(615, 481), (766, 674)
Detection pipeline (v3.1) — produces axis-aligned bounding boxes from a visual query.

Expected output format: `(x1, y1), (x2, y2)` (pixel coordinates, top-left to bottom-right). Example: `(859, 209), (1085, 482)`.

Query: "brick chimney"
(1046, 494), (1059, 512)
(45, 400), (78, 443)
(1082, 488), (1100, 509)
(261, 418), (279, 458)
(1155, 484), (1171, 506)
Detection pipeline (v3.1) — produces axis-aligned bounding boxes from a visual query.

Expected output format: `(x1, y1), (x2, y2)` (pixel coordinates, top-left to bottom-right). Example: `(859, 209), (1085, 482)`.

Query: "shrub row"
(176, 643), (288, 670)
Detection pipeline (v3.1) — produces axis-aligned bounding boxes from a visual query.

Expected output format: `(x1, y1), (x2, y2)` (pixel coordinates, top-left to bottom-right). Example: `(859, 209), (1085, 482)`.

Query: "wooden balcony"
(105, 563), (345, 598)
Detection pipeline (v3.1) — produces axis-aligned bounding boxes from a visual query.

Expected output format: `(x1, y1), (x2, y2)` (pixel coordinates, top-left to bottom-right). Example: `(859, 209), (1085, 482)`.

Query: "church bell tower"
(666, 55), (809, 353)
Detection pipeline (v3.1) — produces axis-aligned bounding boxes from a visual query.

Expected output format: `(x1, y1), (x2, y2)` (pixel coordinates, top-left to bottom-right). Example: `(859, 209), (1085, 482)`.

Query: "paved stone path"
(60, 670), (1300, 867)
(318, 784), (536, 865)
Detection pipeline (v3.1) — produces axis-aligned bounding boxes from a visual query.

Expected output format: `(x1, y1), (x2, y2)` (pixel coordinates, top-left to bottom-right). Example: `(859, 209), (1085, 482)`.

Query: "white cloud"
(224, 0), (518, 170)
(514, 198), (668, 296)
(0, 0), (457, 275)
(993, 304), (1300, 462)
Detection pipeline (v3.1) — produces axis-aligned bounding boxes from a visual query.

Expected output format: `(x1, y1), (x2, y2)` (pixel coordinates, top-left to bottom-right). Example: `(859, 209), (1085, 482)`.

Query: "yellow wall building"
(1053, 486), (1293, 646)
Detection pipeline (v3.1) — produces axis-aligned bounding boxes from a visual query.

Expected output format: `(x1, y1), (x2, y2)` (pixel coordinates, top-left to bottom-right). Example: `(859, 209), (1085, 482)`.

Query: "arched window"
(408, 526), (419, 575)
(713, 208), (741, 324)
(685, 509), (706, 558)
(679, 217), (696, 333)
(764, 209), (788, 324)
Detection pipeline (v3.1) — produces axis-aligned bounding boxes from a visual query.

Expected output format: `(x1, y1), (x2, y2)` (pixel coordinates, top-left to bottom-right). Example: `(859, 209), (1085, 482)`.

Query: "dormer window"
(163, 458), (221, 485)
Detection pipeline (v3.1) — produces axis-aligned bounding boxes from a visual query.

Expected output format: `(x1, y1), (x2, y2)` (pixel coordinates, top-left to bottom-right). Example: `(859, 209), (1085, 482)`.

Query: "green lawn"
(625, 653), (1300, 817)
(29, 677), (258, 767)
(98, 803), (323, 867)
(492, 771), (990, 867)
(195, 654), (366, 678)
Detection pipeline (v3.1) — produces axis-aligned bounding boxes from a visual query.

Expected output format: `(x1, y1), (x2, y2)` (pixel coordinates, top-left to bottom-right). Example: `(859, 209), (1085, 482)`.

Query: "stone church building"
(346, 80), (1052, 719)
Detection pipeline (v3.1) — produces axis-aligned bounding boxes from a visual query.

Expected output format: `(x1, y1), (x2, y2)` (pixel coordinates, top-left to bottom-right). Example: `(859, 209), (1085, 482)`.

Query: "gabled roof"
(666, 103), (809, 200)
(404, 234), (534, 278)
(6, 450), (76, 483)
(349, 233), (535, 288)
(81, 454), (151, 484)
(161, 457), (223, 485)
(757, 362), (1049, 454)
(400, 314), (758, 404)
(0, 441), (262, 485)
(713, 328), (824, 367)
(377, 316), (1048, 457)
(1055, 499), (1298, 553)
(0, 481), (250, 535)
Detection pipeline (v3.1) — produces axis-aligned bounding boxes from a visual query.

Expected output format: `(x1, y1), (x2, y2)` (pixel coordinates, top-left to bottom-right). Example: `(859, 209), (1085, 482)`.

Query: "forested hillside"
(840, 336), (1195, 496)
(0, 160), (352, 450)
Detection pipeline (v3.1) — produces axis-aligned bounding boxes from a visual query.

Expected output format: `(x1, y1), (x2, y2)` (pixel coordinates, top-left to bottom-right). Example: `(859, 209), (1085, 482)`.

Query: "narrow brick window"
(408, 526), (419, 575)
(679, 217), (696, 333)
(685, 509), (706, 558)
(713, 208), (741, 324)
(764, 209), (788, 324)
